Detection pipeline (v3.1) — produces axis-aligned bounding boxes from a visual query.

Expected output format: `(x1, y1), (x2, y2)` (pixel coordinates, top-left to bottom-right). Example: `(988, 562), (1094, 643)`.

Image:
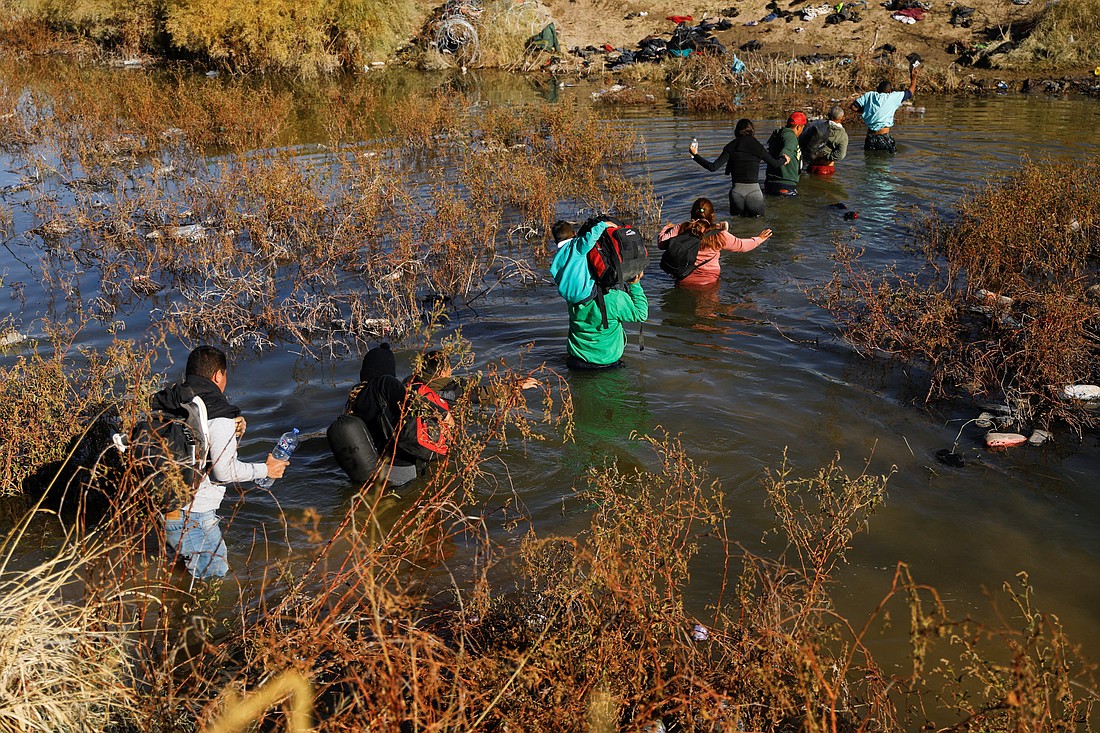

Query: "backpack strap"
(345, 381), (368, 414)
(681, 252), (718, 279)
(183, 394), (211, 475)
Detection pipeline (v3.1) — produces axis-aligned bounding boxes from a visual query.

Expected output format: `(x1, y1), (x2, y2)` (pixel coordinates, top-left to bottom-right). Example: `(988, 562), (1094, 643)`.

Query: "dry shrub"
(941, 157), (1098, 292)
(0, 526), (136, 730)
(1, 381), (1097, 732)
(7, 0), (418, 74)
(4, 69), (657, 355)
(474, 0), (546, 70)
(0, 333), (141, 497)
(8, 0), (161, 53)
(817, 157), (1100, 429)
(999, 0), (1100, 69)
(389, 89), (468, 148)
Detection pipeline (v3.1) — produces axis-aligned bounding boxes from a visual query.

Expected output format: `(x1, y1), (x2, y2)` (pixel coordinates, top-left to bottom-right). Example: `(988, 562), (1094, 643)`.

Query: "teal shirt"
(567, 282), (649, 365)
(765, 126), (802, 187)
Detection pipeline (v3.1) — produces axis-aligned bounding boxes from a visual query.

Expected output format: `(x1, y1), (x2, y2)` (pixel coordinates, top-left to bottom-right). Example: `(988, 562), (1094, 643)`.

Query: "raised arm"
(691, 140), (730, 173)
(715, 226), (773, 253)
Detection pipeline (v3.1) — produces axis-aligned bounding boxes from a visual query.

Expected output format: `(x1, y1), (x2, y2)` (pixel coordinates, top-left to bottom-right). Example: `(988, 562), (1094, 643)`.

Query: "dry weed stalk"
(0, 512), (136, 730)
(2, 374), (1098, 732)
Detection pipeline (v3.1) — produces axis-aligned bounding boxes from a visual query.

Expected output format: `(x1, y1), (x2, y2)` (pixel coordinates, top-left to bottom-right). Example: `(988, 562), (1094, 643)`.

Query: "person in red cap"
(764, 112), (806, 196)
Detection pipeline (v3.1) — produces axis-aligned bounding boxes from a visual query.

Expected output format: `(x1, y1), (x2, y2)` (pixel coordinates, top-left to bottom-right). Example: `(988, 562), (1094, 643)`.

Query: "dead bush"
(816, 158), (1100, 430)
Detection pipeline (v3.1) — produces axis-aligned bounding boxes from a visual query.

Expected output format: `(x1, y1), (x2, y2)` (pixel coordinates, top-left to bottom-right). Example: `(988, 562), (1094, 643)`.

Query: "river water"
(2, 74), (1098, 661)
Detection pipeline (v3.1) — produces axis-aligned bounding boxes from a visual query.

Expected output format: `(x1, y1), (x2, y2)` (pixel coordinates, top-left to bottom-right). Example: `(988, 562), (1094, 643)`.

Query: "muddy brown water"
(1, 77), (1098, 666)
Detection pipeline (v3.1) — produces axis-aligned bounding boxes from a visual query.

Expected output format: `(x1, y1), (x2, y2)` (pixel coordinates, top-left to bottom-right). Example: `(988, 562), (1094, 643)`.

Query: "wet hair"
(828, 105), (845, 121)
(734, 118), (755, 137)
(677, 198), (717, 247)
(551, 220), (575, 243)
(689, 198), (716, 225)
(186, 345), (227, 380)
(877, 79), (894, 94)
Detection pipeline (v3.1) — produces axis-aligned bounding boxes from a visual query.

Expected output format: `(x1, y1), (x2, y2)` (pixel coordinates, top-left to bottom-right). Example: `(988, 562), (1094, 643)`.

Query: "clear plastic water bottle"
(255, 428), (299, 488)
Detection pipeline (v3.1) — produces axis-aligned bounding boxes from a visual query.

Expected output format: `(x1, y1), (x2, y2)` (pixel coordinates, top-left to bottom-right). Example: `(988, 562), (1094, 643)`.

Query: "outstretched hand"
(689, 140), (699, 156)
(758, 229), (774, 241)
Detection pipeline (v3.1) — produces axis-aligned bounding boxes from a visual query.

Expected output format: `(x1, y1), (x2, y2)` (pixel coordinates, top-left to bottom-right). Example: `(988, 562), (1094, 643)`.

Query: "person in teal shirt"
(851, 63), (919, 154)
(567, 275), (648, 369)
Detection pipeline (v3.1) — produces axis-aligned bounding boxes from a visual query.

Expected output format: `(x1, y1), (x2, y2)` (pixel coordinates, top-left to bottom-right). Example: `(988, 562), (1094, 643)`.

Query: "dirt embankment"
(535, 0), (1074, 78)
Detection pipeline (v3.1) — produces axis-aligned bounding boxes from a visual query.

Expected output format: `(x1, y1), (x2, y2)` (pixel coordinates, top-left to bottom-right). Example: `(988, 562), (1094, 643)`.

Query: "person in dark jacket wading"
(688, 118), (791, 217)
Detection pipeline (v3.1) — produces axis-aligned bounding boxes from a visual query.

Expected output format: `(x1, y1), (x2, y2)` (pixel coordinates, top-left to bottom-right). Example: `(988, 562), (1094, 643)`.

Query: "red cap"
(788, 112), (808, 126)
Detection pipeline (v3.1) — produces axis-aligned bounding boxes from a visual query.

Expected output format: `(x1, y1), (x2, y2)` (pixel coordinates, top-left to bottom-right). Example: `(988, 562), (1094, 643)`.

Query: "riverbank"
(3, 0), (1100, 89)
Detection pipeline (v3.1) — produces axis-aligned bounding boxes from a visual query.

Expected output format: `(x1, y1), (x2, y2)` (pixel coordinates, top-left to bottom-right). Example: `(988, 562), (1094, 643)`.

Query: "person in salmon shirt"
(657, 198), (772, 288)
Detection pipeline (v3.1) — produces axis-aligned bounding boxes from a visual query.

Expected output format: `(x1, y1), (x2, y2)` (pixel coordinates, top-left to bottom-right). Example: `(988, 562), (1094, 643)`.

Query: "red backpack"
(396, 382), (451, 462)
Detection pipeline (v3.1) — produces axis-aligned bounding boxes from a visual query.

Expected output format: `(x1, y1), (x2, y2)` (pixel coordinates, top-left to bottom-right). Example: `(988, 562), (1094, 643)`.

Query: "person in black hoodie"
(347, 343), (421, 487)
(160, 346), (288, 580)
(688, 118), (791, 217)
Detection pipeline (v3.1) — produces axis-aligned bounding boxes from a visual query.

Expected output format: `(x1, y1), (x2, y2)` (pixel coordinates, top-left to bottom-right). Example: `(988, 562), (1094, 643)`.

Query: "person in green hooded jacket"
(567, 273), (648, 370)
(764, 112), (806, 196)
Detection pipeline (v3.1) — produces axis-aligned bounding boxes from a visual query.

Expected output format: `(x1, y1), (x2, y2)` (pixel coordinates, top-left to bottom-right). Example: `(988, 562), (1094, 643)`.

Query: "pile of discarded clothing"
(947, 39), (1016, 67)
(823, 2), (864, 24)
(884, 0), (930, 22)
(949, 5), (975, 26)
(571, 16), (735, 70)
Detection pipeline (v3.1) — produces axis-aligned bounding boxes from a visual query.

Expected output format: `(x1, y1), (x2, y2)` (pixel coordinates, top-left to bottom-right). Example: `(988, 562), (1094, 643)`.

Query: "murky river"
(2, 73), (1098, 662)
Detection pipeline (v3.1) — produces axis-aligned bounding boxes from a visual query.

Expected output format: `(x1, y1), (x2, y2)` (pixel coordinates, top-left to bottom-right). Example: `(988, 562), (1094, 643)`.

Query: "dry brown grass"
(8, 422), (1093, 731)
(0, 515), (136, 730)
(817, 157), (1100, 431)
(998, 0), (1100, 69)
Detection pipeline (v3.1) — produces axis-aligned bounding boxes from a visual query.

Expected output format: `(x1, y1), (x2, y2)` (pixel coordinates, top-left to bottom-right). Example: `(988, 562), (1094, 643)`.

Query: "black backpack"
(577, 215), (649, 327)
(659, 231), (717, 281)
(128, 386), (209, 512)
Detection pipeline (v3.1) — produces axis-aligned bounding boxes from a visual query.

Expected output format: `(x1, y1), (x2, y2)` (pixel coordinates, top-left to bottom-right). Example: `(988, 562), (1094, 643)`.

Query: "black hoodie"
(351, 344), (413, 464)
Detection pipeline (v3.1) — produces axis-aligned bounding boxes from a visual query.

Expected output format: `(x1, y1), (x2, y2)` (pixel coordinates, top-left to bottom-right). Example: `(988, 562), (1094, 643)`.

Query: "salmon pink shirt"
(658, 223), (766, 287)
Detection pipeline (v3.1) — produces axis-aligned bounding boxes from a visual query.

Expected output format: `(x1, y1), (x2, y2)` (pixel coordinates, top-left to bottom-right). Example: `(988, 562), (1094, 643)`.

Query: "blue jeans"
(164, 510), (229, 580)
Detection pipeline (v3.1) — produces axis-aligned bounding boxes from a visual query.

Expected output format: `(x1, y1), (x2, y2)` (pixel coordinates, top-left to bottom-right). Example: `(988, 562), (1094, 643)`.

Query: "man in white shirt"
(160, 346), (288, 580)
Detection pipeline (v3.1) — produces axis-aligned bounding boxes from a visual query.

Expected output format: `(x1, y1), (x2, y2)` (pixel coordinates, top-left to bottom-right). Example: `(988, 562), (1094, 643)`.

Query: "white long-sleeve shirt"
(185, 415), (268, 514)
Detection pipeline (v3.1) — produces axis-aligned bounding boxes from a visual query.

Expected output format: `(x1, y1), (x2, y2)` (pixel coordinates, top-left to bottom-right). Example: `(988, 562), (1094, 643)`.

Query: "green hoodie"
(567, 282), (649, 366)
(765, 126), (802, 188)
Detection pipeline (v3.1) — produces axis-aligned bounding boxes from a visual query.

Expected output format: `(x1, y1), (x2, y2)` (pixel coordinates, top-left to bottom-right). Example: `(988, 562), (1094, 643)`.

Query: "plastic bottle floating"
(974, 288), (1014, 307)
